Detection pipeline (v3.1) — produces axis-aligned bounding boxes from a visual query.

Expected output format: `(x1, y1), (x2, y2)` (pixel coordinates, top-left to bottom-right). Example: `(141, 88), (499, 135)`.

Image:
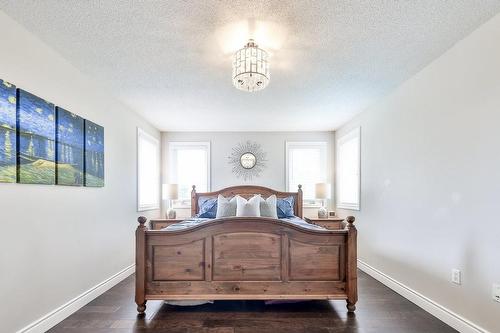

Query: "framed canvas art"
(56, 107), (84, 186)
(84, 120), (104, 187)
(17, 89), (56, 185)
(0, 79), (17, 183)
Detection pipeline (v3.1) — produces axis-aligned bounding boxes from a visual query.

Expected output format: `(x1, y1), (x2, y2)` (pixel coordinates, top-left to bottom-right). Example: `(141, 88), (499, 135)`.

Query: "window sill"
(137, 204), (160, 212)
(172, 205), (191, 209)
(303, 204), (322, 208)
(337, 203), (360, 211)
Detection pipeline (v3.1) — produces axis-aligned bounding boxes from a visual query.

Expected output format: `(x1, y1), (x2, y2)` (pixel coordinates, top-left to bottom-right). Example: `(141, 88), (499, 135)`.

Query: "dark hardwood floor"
(49, 271), (456, 333)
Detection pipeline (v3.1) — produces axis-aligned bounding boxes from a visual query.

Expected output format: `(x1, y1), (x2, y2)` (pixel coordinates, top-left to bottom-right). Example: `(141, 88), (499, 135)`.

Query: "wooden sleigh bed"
(135, 185), (357, 314)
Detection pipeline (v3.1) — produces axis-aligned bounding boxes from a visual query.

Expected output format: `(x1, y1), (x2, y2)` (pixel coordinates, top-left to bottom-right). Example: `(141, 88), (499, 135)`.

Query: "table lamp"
(162, 184), (178, 219)
(315, 183), (331, 218)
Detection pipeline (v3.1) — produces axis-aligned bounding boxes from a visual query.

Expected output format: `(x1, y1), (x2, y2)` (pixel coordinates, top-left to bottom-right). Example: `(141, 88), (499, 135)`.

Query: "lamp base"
(318, 206), (328, 219)
(166, 209), (176, 219)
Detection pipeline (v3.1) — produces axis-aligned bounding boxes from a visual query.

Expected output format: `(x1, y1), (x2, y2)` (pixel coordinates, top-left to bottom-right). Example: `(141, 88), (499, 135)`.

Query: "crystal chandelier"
(232, 39), (270, 92)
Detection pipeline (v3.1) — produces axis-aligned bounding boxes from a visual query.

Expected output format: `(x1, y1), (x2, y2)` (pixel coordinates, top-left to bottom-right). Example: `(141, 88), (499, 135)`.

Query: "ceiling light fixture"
(232, 39), (269, 92)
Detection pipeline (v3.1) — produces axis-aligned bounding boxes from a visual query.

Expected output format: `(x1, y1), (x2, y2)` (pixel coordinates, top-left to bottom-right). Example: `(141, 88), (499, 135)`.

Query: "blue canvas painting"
(56, 107), (84, 186)
(84, 120), (104, 187)
(17, 89), (56, 184)
(0, 79), (17, 183)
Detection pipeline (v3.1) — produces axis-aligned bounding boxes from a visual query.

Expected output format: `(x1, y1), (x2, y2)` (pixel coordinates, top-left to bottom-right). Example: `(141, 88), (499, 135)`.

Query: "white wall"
(336, 13), (500, 332)
(0, 11), (160, 333)
(162, 131), (334, 218)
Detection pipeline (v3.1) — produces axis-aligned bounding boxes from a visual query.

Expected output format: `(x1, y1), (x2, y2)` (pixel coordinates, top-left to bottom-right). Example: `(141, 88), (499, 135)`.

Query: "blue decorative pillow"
(277, 196), (295, 218)
(197, 197), (217, 218)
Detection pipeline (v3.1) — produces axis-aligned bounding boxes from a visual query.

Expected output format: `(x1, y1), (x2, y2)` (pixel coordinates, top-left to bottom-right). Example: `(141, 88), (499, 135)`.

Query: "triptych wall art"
(0, 78), (104, 187)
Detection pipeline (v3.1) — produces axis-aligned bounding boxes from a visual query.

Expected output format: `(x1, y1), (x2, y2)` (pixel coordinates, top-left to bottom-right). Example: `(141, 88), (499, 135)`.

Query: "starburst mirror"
(228, 141), (267, 180)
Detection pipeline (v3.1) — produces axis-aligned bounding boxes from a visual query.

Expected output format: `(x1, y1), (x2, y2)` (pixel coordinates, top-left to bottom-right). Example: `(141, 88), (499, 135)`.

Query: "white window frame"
(168, 141), (211, 208)
(285, 141), (328, 207)
(336, 127), (361, 210)
(137, 128), (160, 212)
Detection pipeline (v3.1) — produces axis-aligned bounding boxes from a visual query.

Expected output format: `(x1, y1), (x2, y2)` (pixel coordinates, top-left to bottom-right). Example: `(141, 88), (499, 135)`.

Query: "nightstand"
(150, 218), (186, 230)
(305, 216), (345, 230)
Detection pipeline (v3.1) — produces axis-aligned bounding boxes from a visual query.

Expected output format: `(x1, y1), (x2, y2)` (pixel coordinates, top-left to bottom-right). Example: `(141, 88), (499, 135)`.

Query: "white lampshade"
(315, 183), (331, 200)
(162, 184), (178, 200)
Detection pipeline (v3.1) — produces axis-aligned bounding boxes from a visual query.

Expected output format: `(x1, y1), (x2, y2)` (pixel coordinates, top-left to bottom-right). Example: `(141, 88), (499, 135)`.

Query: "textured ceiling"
(1, 1), (499, 131)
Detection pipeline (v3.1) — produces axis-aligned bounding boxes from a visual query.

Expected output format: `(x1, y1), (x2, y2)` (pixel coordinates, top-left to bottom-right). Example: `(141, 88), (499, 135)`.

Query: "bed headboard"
(191, 185), (303, 218)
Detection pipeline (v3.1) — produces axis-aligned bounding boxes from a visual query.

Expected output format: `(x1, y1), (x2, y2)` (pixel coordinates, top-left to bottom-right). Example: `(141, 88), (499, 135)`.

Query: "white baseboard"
(17, 264), (135, 333)
(357, 260), (489, 333)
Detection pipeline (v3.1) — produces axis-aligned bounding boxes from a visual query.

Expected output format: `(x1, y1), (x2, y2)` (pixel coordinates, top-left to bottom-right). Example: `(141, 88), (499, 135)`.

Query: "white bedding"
(162, 216), (326, 231)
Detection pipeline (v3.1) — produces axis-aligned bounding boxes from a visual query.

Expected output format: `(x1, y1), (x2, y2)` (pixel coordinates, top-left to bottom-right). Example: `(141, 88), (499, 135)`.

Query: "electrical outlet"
(451, 269), (461, 285)
(493, 284), (500, 303)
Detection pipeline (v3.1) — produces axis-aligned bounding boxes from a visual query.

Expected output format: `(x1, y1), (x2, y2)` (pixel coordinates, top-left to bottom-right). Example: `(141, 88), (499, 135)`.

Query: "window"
(336, 127), (360, 210)
(286, 142), (328, 205)
(169, 142), (210, 207)
(137, 128), (160, 211)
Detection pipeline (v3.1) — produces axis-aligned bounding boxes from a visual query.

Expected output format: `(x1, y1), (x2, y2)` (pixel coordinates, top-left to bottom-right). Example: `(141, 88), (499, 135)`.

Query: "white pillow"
(216, 194), (237, 218)
(260, 195), (278, 219)
(236, 195), (261, 217)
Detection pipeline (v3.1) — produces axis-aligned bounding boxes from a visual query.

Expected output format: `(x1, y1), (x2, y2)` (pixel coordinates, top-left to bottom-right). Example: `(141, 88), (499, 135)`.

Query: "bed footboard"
(135, 216), (357, 314)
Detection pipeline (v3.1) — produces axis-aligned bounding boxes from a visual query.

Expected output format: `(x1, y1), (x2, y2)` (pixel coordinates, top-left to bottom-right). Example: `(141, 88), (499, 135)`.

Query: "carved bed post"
(191, 185), (197, 217)
(297, 184), (303, 218)
(135, 216), (147, 314)
(345, 216), (358, 312)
